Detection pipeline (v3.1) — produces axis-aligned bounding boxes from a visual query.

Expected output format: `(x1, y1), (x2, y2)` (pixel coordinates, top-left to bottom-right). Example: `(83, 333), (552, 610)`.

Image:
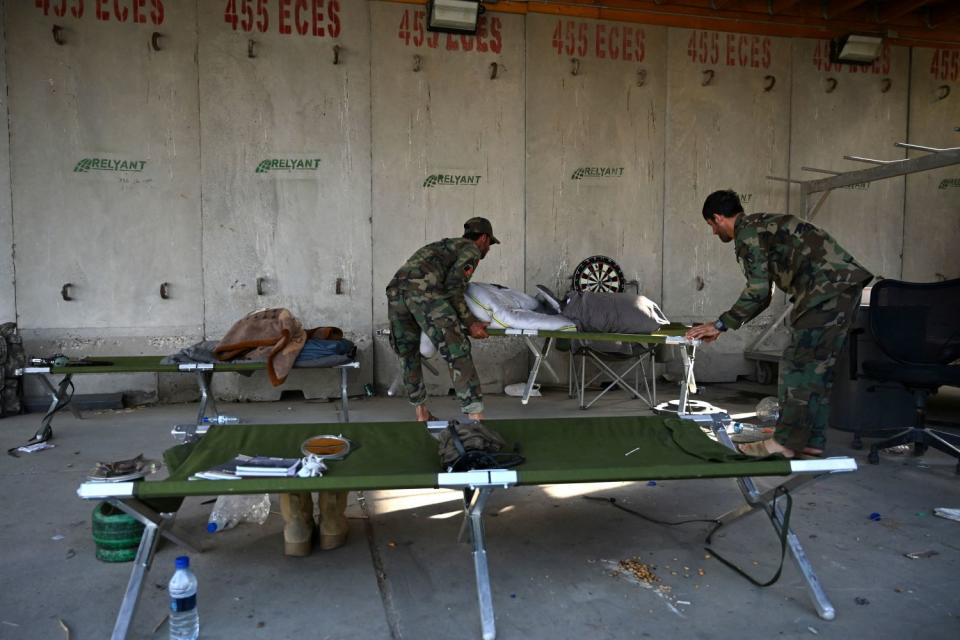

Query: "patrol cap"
(463, 217), (500, 245)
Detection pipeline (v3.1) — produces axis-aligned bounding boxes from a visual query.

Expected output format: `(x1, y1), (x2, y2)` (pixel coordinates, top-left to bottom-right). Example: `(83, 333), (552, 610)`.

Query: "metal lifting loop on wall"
(825, 77), (838, 93)
(160, 283), (170, 300)
(61, 284), (73, 301)
(248, 39), (257, 58)
(937, 85), (951, 100)
(880, 78), (892, 93)
(570, 58), (580, 76)
(413, 54), (423, 72)
(763, 75), (776, 92)
(151, 32), (163, 51)
(256, 277), (266, 296)
(52, 25), (65, 45)
(702, 69), (715, 86)
(489, 62), (498, 80)
(636, 68), (647, 87)
(333, 44), (341, 65)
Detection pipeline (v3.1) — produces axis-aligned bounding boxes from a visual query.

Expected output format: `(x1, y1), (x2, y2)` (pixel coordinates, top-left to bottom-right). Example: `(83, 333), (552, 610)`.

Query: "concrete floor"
(1, 383), (958, 640)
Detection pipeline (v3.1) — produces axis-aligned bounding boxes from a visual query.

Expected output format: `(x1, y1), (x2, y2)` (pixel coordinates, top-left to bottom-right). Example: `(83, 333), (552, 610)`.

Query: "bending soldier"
(386, 217), (498, 422)
(686, 190), (873, 458)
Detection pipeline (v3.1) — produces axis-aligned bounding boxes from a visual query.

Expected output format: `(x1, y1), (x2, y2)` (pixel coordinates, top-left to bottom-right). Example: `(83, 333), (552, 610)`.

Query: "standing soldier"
(686, 190), (873, 458)
(386, 217), (499, 422)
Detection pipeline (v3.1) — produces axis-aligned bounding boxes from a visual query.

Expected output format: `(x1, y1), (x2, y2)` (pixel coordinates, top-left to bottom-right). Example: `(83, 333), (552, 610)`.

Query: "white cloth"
(419, 282), (576, 357)
(465, 283), (576, 332)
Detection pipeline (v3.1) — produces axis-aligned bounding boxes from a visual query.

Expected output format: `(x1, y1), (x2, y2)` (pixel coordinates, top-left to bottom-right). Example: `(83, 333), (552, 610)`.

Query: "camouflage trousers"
(776, 286), (863, 451)
(386, 289), (483, 415)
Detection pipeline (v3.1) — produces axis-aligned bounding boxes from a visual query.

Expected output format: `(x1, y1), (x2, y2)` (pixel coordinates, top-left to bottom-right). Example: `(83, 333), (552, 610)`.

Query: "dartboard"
(571, 255), (626, 293)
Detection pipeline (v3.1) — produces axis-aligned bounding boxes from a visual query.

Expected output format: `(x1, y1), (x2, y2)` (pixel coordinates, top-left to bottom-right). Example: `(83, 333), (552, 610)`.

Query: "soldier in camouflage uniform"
(686, 190), (872, 458)
(386, 217), (499, 421)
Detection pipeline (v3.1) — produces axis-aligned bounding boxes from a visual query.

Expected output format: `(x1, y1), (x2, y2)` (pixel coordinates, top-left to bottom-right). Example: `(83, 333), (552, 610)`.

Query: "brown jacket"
(213, 308), (343, 386)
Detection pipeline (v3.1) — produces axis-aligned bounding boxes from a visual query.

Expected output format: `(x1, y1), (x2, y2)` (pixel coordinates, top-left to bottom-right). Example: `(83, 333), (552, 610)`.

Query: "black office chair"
(860, 278), (960, 473)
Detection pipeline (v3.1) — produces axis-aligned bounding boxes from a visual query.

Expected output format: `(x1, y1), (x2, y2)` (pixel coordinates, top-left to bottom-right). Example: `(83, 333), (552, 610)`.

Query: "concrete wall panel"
(370, 2), (526, 393)
(7, 1), (202, 338)
(903, 47), (960, 282)
(0, 1), (13, 324)
(664, 29), (792, 378)
(197, 0), (372, 397)
(788, 40), (909, 279)
(526, 16), (667, 303)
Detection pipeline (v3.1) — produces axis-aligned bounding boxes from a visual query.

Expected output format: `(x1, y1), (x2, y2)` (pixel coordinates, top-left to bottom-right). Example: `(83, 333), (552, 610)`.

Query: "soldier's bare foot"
(414, 405), (433, 422)
(467, 412), (485, 422)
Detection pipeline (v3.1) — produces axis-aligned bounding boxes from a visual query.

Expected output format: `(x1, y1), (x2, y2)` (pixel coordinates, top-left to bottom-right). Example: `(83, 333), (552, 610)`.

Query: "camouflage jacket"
(719, 213), (872, 330)
(386, 237), (482, 325)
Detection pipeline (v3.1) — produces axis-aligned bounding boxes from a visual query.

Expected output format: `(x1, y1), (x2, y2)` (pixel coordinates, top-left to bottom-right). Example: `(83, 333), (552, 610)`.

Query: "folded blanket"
(213, 308), (344, 386)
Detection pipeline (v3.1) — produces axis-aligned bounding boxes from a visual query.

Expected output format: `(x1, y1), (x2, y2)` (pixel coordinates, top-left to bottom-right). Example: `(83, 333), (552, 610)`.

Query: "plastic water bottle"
(206, 494), (271, 533)
(201, 415), (240, 425)
(168, 556), (199, 640)
(755, 396), (781, 427)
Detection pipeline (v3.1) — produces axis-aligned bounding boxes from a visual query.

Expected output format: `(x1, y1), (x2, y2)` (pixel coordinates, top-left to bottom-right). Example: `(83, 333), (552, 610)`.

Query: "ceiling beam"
(928, 4), (960, 28)
(878, 0), (931, 23)
(709, 0), (742, 10)
(767, 0), (804, 15)
(822, 0), (869, 20)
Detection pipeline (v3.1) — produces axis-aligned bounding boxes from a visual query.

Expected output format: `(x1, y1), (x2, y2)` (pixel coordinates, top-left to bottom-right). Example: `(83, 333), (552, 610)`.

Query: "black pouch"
(438, 421), (524, 472)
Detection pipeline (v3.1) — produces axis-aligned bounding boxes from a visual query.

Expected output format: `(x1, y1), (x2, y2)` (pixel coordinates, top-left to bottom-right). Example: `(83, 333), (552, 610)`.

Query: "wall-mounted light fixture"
(426, 0), (483, 35)
(829, 34), (883, 65)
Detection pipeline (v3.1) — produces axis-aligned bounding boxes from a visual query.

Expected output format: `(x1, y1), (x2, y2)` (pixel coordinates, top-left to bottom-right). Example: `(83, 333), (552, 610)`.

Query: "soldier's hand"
(685, 323), (720, 343)
(468, 321), (490, 339)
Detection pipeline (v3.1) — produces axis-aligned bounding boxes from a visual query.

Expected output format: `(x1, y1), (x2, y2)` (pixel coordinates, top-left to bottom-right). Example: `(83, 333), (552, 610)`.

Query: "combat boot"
(318, 490), (349, 550)
(280, 491), (315, 556)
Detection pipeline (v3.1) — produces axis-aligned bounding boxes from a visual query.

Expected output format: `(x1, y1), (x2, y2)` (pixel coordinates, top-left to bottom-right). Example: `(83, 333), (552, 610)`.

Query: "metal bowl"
(300, 435), (351, 460)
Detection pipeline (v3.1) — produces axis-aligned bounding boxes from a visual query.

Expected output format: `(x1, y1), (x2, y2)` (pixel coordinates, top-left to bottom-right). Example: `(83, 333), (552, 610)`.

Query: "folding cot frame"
(14, 356), (359, 447)
(487, 327), (699, 411)
(76, 414), (855, 640)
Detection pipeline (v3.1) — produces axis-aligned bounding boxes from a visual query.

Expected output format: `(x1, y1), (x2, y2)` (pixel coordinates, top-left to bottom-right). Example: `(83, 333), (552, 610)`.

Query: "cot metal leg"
(651, 352), (657, 406)
(724, 476), (836, 621)
(521, 337), (556, 405)
(340, 366), (350, 423)
(30, 373), (79, 444)
(710, 420), (836, 621)
(194, 370), (219, 425)
(579, 354), (586, 408)
(677, 345), (698, 414)
(636, 350), (655, 407)
(110, 518), (160, 640)
(461, 487), (497, 640)
(634, 355), (640, 398)
(105, 499), (201, 640)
